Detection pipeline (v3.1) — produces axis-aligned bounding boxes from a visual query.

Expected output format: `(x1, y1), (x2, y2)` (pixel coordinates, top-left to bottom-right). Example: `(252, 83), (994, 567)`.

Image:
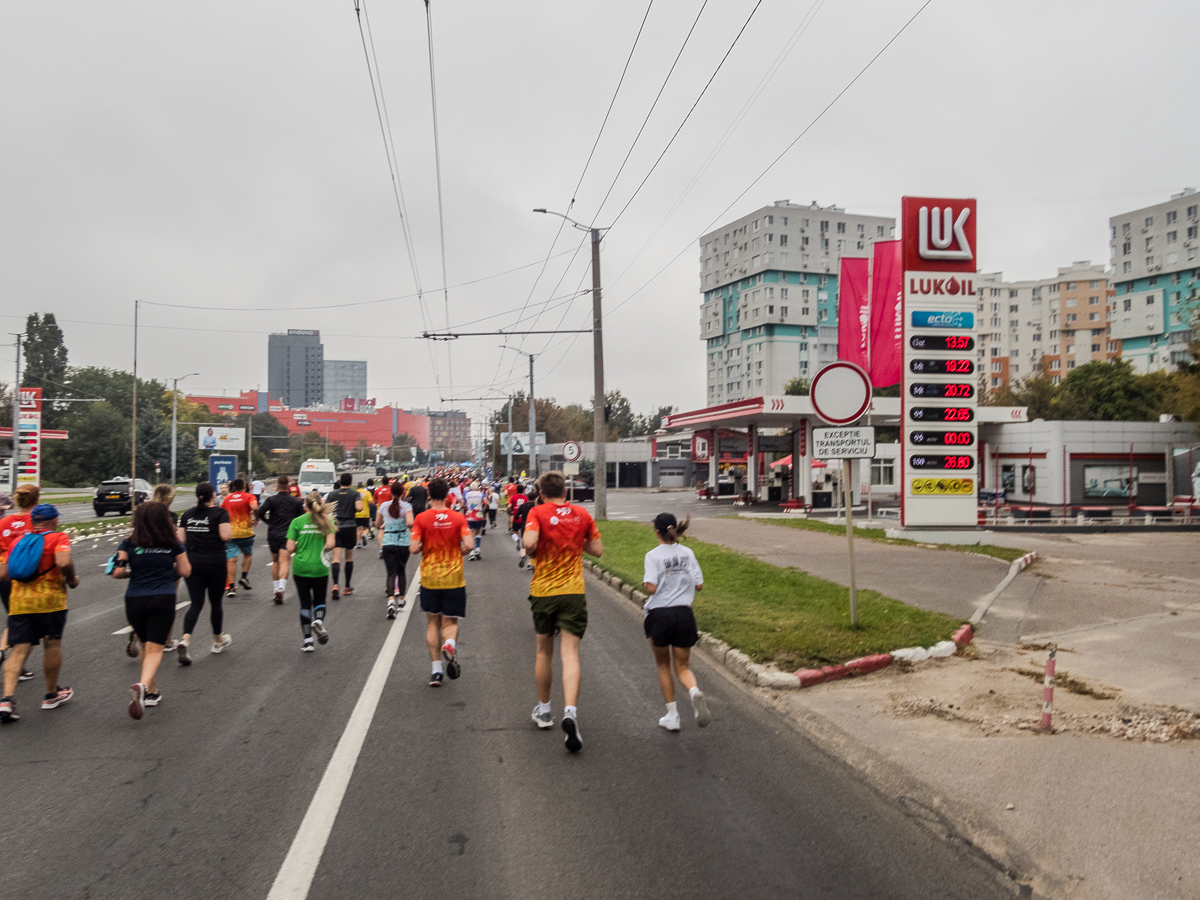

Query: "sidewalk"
(670, 518), (1200, 899)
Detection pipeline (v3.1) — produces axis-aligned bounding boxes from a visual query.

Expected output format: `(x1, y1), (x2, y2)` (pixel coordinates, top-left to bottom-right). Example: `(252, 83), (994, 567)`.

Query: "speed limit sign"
(562, 441), (582, 462)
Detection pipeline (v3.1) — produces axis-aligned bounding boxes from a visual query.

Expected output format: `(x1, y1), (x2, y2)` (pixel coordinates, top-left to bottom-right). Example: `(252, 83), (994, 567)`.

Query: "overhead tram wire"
(485, 1), (655, 405)
(354, 0), (441, 389)
(424, 0), (455, 401)
(604, 0), (766, 231)
(605, 0), (935, 321)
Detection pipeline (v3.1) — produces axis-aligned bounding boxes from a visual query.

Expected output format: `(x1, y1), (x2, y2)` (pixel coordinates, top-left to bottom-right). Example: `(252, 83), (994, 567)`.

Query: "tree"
(22, 313), (69, 428)
(983, 359), (1058, 420)
(784, 377), (810, 396)
(1052, 359), (1160, 421)
(603, 390), (637, 438)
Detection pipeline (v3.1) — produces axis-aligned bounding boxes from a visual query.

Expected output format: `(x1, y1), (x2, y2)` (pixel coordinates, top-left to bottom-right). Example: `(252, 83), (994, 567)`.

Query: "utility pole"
(533, 209), (609, 518)
(170, 373), (198, 486)
(507, 395), (513, 477)
(528, 353), (536, 478)
(10, 333), (22, 493)
(589, 226), (607, 520)
(131, 300), (139, 482)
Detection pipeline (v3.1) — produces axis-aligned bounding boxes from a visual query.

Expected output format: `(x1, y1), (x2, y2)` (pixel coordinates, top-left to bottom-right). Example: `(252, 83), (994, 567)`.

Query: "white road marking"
(266, 568), (421, 900)
(112, 601), (190, 634)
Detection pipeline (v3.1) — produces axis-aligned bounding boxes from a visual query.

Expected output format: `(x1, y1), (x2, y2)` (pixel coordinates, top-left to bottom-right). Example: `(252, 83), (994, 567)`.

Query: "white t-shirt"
(251, 479), (265, 497)
(642, 543), (703, 614)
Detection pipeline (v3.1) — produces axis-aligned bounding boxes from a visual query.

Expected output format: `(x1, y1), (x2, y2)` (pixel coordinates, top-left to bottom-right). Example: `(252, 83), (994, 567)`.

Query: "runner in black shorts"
(325, 473), (363, 599)
(642, 513), (710, 732)
(256, 476), (305, 604)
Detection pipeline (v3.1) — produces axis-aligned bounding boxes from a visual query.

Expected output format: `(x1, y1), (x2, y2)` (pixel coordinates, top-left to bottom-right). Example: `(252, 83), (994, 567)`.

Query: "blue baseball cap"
(30, 503), (60, 522)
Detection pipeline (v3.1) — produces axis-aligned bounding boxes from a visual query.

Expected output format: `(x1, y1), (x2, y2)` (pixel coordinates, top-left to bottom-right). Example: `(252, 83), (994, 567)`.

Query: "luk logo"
(918, 206), (972, 261)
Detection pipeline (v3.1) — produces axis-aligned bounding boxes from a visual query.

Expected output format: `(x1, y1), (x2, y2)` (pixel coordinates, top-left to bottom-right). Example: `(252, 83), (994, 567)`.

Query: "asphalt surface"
(2, 515), (1015, 900)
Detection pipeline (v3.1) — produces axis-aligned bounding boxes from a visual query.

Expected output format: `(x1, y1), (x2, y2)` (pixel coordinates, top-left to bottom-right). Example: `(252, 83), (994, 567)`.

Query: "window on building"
(753, 219), (760, 231)
(800, 306), (809, 316)
(991, 361), (1002, 373)
(766, 215), (774, 225)
(1122, 222), (1131, 236)
(1123, 261), (1132, 273)
(1189, 225), (1199, 239)
(1067, 361), (1076, 370)
(1088, 295), (1099, 305)
(1009, 290), (1018, 298)
(1145, 216), (1154, 227)
(877, 225), (885, 237)
(1146, 295), (1155, 305)
(870, 457), (894, 487)
(836, 222), (846, 234)
(817, 309), (828, 321)
(1146, 256), (1154, 267)
(1167, 210), (1177, 224)
(1168, 231), (1178, 244)
(1049, 359), (1060, 370)
(779, 234), (788, 247)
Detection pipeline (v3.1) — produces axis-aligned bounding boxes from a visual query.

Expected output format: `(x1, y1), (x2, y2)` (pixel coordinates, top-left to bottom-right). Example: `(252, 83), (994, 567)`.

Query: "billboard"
(500, 432), (546, 454)
(199, 426), (246, 451)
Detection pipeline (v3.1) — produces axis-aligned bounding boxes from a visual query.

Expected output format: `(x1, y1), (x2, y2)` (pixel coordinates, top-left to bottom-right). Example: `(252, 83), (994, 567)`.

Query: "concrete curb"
(969, 550), (1039, 625)
(583, 560), (981, 691)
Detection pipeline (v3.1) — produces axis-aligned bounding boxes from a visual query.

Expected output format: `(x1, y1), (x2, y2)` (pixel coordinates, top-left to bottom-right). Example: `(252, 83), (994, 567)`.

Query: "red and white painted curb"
(583, 551), (1028, 691)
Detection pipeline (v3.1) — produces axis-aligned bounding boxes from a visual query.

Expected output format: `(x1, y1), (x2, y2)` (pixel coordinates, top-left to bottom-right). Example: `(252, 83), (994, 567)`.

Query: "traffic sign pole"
(844, 459), (858, 626)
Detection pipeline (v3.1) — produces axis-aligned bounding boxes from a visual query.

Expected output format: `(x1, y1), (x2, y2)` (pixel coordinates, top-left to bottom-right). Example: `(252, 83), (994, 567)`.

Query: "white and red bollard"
(1040, 647), (1056, 732)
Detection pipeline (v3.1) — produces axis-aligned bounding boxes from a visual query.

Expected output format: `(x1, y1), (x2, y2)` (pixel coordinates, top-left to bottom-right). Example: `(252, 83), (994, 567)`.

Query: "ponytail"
(306, 491), (336, 534)
(389, 490), (401, 519)
(653, 512), (690, 543)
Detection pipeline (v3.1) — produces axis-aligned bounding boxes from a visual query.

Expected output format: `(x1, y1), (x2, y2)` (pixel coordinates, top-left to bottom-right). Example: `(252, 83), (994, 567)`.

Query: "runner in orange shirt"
(221, 478), (259, 597)
(410, 479), (472, 688)
(523, 471), (602, 752)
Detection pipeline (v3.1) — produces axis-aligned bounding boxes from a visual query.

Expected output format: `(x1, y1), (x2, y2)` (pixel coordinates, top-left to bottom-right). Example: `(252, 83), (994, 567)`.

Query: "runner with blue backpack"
(0, 504), (78, 723)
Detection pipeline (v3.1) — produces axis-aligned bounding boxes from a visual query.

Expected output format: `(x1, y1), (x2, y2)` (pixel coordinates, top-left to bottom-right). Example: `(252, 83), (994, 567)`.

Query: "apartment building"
(1109, 189), (1200, 372)
(698, 200), (894, 405)
(976, 262), (1117, 389)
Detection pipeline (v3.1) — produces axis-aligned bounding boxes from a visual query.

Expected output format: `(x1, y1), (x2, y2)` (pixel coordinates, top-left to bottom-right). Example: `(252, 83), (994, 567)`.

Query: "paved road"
(2, 520), (1014, 900)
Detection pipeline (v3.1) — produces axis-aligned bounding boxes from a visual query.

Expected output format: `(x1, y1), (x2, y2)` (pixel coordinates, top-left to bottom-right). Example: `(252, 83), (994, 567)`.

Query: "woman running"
(642, 513), (711, 732)
(113, 501), (190, 719)
(176, 482), (233, 664)
(376, 487), (414, 619)
(286, 492), (336, 652)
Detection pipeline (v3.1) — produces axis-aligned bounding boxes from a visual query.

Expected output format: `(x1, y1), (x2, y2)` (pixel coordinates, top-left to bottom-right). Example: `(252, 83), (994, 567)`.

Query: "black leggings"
(382, 546), (410, 597)
(294, 575), (328, 638)
(183, 561), (226, 636)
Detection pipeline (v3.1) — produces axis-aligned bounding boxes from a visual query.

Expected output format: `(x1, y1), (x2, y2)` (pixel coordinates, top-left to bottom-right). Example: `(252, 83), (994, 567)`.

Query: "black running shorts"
(643, 605), (699, 648)
(125, 594), (177, 645)
(419, 585), (467, 619)
(335, 526), (358, 550)
(6, 610), (68, 646)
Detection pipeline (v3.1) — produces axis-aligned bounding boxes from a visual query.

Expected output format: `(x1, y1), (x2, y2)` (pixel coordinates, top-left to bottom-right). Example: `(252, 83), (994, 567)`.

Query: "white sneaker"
(692, 690), (711, 727)
(211, 634), (232, 654)
(658, 712), (681, 732)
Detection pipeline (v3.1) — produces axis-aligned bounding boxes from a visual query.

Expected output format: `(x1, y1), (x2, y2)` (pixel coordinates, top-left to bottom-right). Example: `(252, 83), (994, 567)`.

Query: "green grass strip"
(748, 516), (1029, 563)
(587, 521), (961, 672)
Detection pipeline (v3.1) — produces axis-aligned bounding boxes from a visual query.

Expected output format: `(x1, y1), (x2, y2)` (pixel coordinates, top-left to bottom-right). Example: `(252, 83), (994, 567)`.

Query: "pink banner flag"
(868, 240), (903, 387)
(836, 256), (870, 369)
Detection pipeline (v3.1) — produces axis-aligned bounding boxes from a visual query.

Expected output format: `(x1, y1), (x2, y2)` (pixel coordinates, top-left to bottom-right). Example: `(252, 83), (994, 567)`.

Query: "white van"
(297, 458), (336, 497)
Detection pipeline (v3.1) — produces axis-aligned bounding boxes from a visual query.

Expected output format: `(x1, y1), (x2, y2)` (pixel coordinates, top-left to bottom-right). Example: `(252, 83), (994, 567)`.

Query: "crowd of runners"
(0, 469), (711, 750)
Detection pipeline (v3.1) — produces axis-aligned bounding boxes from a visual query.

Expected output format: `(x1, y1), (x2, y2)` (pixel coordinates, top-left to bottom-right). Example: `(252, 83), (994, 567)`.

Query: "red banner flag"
(836, 256), (870, 369)
(869, 240), (903, 387)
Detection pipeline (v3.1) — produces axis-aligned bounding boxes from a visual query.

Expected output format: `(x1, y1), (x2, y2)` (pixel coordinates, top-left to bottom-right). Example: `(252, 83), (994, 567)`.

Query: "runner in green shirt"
(285, 494), (336, 652)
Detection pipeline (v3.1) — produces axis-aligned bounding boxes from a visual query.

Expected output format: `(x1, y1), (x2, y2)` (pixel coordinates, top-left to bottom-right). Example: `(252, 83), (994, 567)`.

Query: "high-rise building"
(323, 360), (368, 404)
(975, 262), (1117, 389)
(698, 200), (894, 404)
(427, 409), (472, 458)
(1109, 189), (1200, 372)
(267, 330), (324, 408)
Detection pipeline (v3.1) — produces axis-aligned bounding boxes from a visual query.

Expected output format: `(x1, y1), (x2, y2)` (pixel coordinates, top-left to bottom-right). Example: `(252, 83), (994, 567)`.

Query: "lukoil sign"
(902, 197), (976, 273)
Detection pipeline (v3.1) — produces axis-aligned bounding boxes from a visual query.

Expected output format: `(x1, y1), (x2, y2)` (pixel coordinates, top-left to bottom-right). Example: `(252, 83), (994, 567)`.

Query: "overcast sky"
(2, 0), (1197, 430)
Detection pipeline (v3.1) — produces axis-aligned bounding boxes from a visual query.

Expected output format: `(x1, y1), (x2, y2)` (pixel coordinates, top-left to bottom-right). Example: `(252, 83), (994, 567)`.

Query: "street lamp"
(170, 373), (199, 486)
(533, 208), (609, 519)
(500, 345), (537, 477)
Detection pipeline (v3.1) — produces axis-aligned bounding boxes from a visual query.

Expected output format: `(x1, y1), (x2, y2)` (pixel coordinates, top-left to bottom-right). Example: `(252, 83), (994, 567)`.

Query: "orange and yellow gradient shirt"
(10, 530), (71, 615)
(412, 508), (471, 590)
(222, 492), (259, 539)
(524, 503), (599, 597)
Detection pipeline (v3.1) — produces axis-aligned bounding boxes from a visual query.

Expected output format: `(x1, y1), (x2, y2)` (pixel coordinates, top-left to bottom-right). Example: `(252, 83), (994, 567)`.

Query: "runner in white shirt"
(250, 477), (266, 500)
(463, 483), (485, 560)
(641, 513), (711, 732)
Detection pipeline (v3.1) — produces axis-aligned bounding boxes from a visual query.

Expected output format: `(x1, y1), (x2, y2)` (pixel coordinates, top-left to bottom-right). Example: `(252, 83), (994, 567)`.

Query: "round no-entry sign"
(810, 361), (873, 426)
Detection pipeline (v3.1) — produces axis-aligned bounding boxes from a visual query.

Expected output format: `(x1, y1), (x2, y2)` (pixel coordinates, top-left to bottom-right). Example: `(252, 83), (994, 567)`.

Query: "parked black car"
(563, 479), (594, 502)
(93, 477), (153, 516)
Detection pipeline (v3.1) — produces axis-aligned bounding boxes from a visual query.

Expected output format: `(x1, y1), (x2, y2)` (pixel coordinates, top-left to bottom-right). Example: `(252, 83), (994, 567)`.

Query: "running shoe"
(658, 712), (681, 732)
(126, 632), (141, 658)
(343, 586), (354, 597)
(302, 638), (314, 653)
(238, 575), (252, 591)
(163, 640), (178, 652)
(0, 697), (19, 723)
(531, 706), (554, 729)
(211, 634), (232, 654)
(42, 686), (73, 710)
(312, 620), (329, 645)
(226, 587), (238, 599)
(429, 671), (444, 688)
(331, 584), (340, 601)
(144, 691), (162, 707)
(129, 683), (145, 720)
(176, 641), (192, 666)
(386, 601), (396, 620)
(692, 690), (711, 728)
(396, 595), (406, 609)
(562, 714), (582, 753)
(273, 589), (284, 605)
(518, 556), (526, 569)
(18, 669), (35, 682)
(441, 642), (460, 679)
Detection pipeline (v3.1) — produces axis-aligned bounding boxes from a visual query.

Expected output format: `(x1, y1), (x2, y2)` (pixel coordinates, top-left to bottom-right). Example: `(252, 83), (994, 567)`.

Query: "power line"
(424, 0), (454, 399)
(607, 0), (935, 320)
(607, 0), (766, 230)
